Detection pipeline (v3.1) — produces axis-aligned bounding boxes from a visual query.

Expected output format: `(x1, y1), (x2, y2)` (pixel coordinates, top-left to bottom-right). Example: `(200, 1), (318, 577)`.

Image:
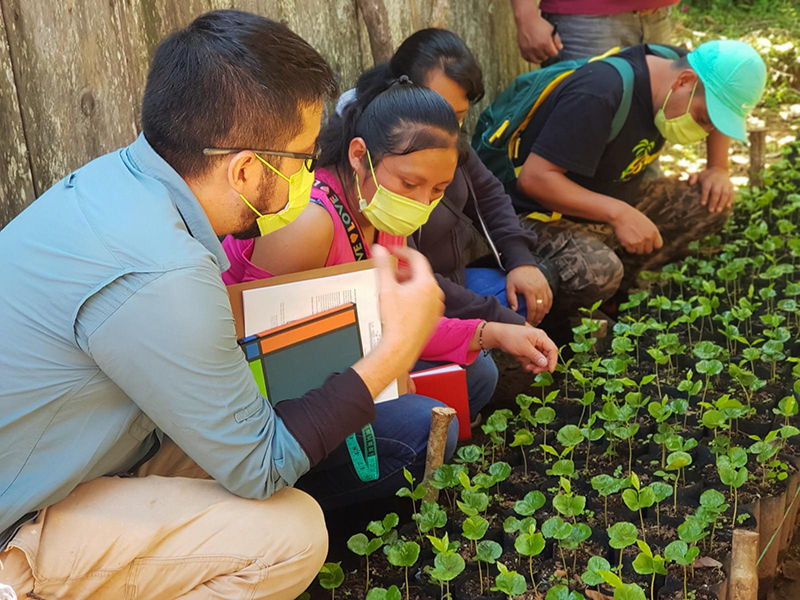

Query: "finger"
(554, 32), (563, 51)
(524, 290), (542, 324)
(523, 336), (549, 368)
(386, 245), (434, 282)
(708, 183), (722, 213)
(537, 334), (559, 371)
(716, 185), (732, 213)
(531, 48), (547, 63)
(700, 179), (711, 206)
(506, 281), (519, 312)
(653, 230), (664, 250)
(688, 173), (698, 186)
(723, 186), (734, 211)
(544, 38), (559, 59)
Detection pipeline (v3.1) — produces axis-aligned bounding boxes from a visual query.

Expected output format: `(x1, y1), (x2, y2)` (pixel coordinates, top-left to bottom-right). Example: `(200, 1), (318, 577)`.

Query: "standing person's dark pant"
(544, 6), (673, 64)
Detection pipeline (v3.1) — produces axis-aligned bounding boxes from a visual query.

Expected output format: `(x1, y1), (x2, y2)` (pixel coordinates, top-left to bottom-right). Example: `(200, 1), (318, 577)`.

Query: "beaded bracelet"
(478, 321), (489, 354)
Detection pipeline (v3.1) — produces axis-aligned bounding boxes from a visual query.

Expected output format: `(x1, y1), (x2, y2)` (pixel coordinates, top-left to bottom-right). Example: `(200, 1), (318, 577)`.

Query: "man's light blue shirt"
(0, 134), (312, 536)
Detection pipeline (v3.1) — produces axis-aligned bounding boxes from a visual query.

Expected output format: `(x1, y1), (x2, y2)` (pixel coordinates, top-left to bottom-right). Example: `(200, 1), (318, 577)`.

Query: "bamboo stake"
(423, 406), (457, 503)
(729, 529), (759, 600)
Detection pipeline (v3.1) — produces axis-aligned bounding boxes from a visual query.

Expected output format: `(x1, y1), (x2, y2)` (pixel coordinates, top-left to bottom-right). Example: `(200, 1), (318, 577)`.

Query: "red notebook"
(410, 364), (471, 441)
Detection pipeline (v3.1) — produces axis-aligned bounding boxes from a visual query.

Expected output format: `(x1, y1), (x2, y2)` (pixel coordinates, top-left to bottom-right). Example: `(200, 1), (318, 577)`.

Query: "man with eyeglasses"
(0, 10), (444, 600)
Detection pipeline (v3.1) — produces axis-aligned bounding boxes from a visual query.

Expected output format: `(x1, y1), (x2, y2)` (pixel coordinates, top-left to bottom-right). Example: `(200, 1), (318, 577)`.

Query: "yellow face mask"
(239, 153), (314, 236)
(354, 151), (441, 237)
(654, 82), (709, 145)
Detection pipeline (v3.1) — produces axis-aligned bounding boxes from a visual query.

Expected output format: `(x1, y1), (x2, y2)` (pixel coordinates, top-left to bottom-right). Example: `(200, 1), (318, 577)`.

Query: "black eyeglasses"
(203, 146), (320, 172)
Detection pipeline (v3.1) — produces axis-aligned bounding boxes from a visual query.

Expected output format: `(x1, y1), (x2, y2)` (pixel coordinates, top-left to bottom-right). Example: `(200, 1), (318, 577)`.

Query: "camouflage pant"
(522, 178), (731, 313)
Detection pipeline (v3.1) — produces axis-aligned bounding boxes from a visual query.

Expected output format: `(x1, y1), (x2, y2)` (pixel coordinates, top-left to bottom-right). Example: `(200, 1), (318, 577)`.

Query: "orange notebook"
(411, 364), (471, 441)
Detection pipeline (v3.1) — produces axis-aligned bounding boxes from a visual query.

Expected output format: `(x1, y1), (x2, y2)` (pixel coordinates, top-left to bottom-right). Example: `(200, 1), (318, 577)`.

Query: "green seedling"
(475, 540), (503, 596)
(592, 472), (631, 528)
(347, 532), (383, 592)
(543, 442), (576, 479)
(718, 447), (748, 526)
(426, 533), (464, 599)
(607, 521), (638, 573)
(666, 451), (693, 510)
(412, 501), (446, 535)
(455, 444), (485, 469)
(515, 523), (546, 591)
(774, 395), (799, 426)
(367, 512), (399, 549)
(597, 569), (647, 600)
(396, 468), (426, 539)
(582, 556), (612, 589)
(428, 464), (467, 511)
(648, 481), (673, 533)
(698, 489), (729, 550)
(491, 562), (527, 600)
(622, 472), (655, 542)
(365, 586), (401, 600)
(510, 429), (534, 476)
(457, 471), (490, 517)
(632, 540), (667, 600)
(514, 490), (546, 517)
(553, 477), (586, 521)
(542, 515), (575, 582)
(546, 585), (586, 600)
(386, 541), (420, 600)
(665, 541), (700, 600)
(504, 515), (537, 535)
(317, 562), (345, 600)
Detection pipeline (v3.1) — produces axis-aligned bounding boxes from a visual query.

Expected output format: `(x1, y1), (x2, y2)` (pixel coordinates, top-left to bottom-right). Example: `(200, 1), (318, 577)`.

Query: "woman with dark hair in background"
(222, 78), (558, 506)
(342, 28), (625, 338)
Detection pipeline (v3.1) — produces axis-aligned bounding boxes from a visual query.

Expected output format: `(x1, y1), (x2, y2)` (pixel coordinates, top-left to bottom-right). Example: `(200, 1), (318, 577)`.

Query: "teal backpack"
(472, 45), (679, 195)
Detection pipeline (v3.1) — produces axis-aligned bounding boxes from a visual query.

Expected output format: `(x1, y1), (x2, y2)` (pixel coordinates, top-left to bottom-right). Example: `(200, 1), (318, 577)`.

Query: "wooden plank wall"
(0, 0), (529, 229)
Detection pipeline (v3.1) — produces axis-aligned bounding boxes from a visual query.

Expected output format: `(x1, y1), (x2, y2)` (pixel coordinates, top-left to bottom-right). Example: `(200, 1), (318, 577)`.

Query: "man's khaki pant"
(0, 438), (327, 599)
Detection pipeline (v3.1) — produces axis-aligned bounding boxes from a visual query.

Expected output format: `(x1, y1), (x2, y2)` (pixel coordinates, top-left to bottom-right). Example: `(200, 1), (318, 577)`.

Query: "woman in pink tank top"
(221, 76), (557, 510)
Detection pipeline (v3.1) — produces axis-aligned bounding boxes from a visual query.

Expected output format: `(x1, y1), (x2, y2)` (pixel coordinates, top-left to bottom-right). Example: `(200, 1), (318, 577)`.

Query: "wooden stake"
(756, 492), (784, 597)
(423, 406), (457, 503)
(748, 128), (767, 188)
(729, 529), (759, 600)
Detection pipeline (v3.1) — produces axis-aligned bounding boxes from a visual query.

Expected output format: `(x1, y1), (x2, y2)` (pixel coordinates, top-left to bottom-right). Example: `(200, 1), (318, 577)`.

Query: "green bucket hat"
(687, 40), (766, 143)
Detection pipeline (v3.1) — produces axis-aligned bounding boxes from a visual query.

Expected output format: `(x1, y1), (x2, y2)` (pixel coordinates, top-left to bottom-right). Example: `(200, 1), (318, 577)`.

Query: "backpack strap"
(602, 56), (635, 143)
(648, 43), (680, 60)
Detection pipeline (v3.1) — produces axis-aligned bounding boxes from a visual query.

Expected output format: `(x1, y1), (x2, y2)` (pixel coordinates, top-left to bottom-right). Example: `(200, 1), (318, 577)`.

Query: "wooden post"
(756, 492), (784, 597)
(748, 128), (767, 188)
(729, 529), (759, 600)
(423, 406), (457, 503)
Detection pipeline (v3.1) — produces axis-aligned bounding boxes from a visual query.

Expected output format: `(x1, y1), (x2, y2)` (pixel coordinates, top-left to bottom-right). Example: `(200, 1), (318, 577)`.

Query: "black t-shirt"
(511, 44), (686, 212)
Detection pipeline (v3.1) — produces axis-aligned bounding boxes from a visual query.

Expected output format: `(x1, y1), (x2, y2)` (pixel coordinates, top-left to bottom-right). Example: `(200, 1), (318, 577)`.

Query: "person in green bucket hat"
(477, 39), (766, 314)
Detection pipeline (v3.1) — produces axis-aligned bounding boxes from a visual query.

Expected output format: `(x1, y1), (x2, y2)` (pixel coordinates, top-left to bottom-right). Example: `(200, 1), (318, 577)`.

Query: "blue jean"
(414, 351), (499, 420)
(294, 394), (458, 510)
(465, 267), (528, 318)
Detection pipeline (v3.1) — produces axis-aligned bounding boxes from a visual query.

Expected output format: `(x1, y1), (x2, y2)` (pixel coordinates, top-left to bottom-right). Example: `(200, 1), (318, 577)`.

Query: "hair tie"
(391, 74), (414, 87)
